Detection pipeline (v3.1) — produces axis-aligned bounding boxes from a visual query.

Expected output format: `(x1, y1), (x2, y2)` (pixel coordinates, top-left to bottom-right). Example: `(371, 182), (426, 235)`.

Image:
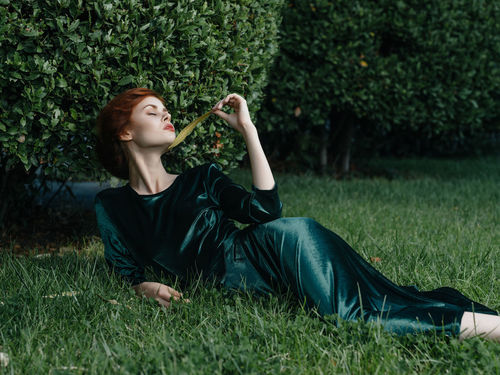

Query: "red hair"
(95, 88), (165, 179)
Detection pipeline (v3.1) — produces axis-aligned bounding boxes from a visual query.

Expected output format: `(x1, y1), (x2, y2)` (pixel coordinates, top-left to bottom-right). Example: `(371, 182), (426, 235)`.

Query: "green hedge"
(257, 0), (500, 169)
(0, 0), (285, 226)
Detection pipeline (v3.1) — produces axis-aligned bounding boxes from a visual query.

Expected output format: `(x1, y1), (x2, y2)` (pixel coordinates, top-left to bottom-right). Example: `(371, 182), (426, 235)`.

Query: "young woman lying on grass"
(94, 88), (499, 342)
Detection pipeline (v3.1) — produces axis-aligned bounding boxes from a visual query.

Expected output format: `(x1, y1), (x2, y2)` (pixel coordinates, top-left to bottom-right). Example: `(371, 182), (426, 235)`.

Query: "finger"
(226, 94), (239, 104)
(212, 109), (230, 122)
(215, 95), (237, 109)
(157, 286), (171, 302)
(168, 287), (182, 301)
(167, 286), (180, 295)
(155, 284), (162, 296)
(213, 96), (239, 111)
(156, 297), (171, 308)
(211, 103), (224, 113)
(212, 99), (223, 111)
(227, 93), (243, 103)
(220, 99), (230, 108)
(223, 94), (237, 104)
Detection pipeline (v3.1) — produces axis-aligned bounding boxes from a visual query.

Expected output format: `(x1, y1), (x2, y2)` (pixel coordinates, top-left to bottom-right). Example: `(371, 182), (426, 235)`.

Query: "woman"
(94, 87), (499, 341)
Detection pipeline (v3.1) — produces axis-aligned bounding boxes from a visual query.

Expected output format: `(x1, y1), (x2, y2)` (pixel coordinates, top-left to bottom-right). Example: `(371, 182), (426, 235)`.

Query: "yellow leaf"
(167, 110), (212, 151)
(43, 291), (80, 298)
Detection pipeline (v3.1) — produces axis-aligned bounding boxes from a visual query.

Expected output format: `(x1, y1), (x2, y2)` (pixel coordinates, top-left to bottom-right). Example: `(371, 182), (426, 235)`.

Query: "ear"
(118, 128), (133, 141)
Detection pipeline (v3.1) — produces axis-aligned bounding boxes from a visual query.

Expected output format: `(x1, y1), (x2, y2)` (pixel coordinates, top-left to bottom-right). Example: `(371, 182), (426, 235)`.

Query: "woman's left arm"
(211, 93), (275, 190)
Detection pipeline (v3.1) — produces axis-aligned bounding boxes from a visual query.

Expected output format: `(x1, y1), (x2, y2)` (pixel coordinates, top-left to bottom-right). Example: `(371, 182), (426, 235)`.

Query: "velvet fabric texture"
(95, 162), (497, 336)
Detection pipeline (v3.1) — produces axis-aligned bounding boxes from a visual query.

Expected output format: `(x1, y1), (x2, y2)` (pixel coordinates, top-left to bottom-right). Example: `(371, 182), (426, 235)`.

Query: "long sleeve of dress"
(205, 163), (283, 224)
(94, 195), (146, 286)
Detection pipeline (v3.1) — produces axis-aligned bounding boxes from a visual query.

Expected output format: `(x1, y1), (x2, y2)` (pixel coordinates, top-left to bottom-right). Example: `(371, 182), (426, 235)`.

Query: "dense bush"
(0, 0), (285, 227)
(257, 0), (500, 172)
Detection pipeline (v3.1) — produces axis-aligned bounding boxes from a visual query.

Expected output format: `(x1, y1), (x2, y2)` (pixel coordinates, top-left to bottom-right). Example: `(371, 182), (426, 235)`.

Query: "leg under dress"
(221, 217), (498, 336)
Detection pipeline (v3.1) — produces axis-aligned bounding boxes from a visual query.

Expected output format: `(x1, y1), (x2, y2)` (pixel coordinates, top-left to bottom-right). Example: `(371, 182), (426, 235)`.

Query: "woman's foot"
(459, 311), (500, 342)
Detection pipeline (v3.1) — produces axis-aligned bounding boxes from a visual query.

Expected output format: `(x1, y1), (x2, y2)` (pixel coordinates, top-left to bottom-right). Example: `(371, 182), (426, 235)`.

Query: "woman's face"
(120, 96), (176, 151)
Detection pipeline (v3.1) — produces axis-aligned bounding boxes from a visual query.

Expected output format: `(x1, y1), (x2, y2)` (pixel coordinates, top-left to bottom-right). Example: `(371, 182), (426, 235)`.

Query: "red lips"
(164, 123), (175, 132)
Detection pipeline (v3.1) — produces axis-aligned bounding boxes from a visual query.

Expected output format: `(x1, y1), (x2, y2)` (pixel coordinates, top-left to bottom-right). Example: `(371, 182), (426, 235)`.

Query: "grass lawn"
(1, 156), (499, 374)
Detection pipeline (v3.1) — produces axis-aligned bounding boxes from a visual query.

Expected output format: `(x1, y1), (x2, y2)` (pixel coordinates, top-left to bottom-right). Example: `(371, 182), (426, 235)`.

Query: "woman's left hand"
(211, 93), (256, 135)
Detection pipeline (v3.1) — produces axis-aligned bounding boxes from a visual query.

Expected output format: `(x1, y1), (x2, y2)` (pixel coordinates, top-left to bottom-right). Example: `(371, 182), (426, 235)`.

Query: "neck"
(124, 146), (176, 195)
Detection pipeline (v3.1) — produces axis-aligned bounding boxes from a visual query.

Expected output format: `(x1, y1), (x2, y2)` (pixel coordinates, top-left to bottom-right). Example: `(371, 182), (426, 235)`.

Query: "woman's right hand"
(211, 93), (256, 135)
(132, 281), (189, 308)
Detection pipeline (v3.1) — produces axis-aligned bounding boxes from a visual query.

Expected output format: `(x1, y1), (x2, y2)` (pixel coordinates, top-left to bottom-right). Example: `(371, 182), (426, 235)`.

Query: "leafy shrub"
(0, 0), (285, 226)
(257, 0), (500, 171)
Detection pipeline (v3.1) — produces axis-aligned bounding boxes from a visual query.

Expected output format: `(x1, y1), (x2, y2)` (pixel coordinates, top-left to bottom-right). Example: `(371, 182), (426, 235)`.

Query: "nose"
(162, 112), (170, 123)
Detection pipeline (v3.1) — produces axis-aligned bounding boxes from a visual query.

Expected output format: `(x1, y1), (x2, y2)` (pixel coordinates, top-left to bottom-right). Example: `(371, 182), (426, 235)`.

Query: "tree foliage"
(257, 0), (500, 170)
(0, 0), (285, 227)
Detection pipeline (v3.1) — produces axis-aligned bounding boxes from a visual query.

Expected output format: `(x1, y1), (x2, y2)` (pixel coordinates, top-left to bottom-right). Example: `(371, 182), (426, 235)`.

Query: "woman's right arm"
(132, 281), (188, 308)
(95, 195), (188, 308)
(206, 162), (283, 224)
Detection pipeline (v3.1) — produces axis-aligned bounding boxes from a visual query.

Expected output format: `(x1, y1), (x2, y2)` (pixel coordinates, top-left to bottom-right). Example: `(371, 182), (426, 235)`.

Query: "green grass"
(1, 156), (499, 374)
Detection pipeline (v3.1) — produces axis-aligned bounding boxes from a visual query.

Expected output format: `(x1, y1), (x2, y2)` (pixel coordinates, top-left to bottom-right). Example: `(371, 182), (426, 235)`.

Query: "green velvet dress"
(94, 162), (497, 336)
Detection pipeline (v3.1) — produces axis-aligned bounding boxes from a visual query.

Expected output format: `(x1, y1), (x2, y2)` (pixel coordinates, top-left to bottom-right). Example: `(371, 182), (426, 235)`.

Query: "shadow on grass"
(0, 202), (100, 256)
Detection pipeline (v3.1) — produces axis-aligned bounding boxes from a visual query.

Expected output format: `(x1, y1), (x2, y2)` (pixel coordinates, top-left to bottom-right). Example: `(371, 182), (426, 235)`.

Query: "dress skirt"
(221, 217), (498, 336)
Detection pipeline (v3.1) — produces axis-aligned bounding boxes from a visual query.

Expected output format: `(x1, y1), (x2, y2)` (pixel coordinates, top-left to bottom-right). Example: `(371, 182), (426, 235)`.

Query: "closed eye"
(148, 113), (157, 116)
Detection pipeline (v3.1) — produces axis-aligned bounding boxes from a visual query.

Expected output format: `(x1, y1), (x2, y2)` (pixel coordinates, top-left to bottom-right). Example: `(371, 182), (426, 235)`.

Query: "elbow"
(260, 203), (283, 223)
(264, 201), (283, 222)
(273, 201), (283, 219)
(271, 210), (282, 221)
